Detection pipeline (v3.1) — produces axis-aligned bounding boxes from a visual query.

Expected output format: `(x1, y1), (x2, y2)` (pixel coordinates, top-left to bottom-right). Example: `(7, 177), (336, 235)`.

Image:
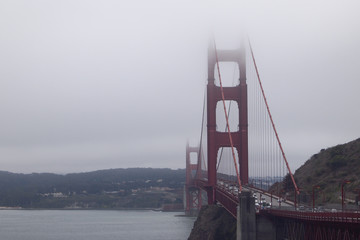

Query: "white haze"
(0, 0), (359, 173)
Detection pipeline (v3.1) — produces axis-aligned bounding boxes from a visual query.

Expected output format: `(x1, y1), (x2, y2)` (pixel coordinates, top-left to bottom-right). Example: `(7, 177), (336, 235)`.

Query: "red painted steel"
(213, 42), (242, 189)
(238, 44), (248, 185)
(215, 185), (239, 218)
(206, 43), (248, 204)
(263, 209), (360, 223)
(185, 143), (202, 213)
(192, 179), (239, 218)
(280, 214), (360, 239)
(186, 41), (360, 240)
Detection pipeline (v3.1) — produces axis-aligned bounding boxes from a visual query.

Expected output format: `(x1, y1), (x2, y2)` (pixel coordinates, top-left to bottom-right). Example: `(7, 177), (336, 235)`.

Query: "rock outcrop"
(188, 205), (236, 240)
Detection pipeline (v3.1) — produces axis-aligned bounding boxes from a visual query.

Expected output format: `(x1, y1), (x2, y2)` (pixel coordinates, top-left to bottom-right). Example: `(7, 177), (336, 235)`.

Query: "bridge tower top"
(207, 43), (246, 85)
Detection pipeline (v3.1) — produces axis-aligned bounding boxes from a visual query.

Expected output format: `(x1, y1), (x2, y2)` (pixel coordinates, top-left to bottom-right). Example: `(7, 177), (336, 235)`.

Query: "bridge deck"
(263, 209), (360, 223)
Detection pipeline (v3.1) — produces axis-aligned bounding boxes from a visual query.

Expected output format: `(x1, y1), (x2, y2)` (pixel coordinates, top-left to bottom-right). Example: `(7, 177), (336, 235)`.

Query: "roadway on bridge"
(245, 186), (294, 210)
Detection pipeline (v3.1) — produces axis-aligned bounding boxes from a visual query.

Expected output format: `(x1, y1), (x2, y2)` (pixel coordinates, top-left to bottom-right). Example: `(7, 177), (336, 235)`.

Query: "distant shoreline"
(0, 207), (184, 212)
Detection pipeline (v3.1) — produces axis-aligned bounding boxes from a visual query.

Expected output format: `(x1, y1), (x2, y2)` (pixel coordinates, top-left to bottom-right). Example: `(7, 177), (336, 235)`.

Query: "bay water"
(0, 210), (196, 240)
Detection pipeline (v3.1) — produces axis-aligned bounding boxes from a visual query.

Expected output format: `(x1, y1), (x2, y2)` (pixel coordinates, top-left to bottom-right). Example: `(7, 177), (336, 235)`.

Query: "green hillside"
(0, 168), (185, 209)
(285, 138), (360, 207)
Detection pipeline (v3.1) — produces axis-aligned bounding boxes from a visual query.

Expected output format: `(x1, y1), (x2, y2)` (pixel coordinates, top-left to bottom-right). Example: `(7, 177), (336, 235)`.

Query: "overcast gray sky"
(0, 0), (359, 174)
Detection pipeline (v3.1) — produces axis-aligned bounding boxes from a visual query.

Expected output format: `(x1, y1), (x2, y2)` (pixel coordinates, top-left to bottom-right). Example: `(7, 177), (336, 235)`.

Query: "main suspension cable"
(216, 63), (237, 171)
(248, 39), (299, 195)
(197, 90), (207, 177)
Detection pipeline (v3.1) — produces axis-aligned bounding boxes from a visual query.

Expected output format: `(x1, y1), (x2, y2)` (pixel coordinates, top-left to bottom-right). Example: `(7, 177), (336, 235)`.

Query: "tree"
(282, 174), (294, 192)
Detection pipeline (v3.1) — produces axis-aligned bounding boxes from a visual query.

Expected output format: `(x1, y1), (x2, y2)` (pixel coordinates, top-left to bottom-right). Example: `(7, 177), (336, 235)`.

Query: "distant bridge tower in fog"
(184, 142), (202, 215)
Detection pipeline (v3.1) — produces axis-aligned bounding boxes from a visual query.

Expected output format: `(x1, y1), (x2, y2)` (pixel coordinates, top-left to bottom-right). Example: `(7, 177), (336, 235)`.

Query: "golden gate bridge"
(185, 40), (360, 240)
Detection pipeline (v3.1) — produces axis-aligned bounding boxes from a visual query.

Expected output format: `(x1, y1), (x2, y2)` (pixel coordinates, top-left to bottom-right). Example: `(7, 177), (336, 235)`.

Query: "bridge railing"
(263, 208), (360, 223)
(215, 186), (239, 218)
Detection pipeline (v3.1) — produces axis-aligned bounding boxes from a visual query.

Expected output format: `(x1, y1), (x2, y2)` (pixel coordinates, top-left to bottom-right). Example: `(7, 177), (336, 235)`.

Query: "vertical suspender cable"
(217, 63), (237, 172)
(197, 90), (207, 178)
(248, 39), (299, 195)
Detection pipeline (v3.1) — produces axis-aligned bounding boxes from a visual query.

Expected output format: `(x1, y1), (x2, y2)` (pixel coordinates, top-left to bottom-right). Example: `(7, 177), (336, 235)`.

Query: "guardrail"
(263, 209), (360, 223)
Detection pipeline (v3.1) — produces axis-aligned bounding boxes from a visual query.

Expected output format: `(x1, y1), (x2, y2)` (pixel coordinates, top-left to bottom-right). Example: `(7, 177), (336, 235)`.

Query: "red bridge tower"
(206, 43), (248, 204)
(185, 142), (202, 215)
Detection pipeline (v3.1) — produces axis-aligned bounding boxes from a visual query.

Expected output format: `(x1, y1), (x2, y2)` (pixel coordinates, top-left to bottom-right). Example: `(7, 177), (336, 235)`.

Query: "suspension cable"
(248, 39), (299, 195)
(214, 41), (242, 191)
(216, 63), (237, 171)
(197, 90), (207, 178)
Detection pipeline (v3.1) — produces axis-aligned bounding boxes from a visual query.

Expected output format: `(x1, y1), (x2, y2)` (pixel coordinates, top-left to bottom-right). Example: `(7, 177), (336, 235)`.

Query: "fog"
(0, 0), (359, 173)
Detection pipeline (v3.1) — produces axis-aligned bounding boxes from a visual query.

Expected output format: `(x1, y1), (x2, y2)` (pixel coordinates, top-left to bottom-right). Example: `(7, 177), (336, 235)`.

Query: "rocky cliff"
(188, 205), (236, 240)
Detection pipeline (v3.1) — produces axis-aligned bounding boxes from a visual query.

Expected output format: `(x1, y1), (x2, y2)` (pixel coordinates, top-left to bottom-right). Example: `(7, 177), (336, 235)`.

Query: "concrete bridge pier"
(237, 190), (256, 240)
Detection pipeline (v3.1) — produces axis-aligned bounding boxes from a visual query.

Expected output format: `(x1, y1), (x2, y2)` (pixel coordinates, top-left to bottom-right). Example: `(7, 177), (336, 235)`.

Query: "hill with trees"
(0, 168), (185, 209)
(280, 138), (360, 208)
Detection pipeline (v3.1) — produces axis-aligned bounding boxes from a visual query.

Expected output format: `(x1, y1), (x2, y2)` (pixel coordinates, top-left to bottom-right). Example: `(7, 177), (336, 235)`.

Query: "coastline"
(0, 206), (185, 212)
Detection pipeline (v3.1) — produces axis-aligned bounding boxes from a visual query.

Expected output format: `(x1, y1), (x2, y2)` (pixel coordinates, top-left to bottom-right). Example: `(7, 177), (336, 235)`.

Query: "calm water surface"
(0, 210), (196, 240)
